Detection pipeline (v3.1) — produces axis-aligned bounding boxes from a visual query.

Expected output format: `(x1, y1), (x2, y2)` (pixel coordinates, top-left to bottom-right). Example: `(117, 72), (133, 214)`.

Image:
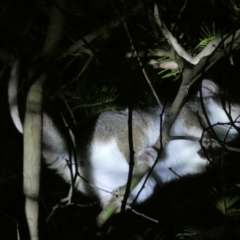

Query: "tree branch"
(23, 1), (67, 239)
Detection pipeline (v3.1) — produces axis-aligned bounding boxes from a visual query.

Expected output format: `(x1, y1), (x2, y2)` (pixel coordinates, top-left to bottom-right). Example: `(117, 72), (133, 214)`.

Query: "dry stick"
(177, 0), (189, 20)
(120, 95), (134, 213)
(62, 19), (123, 57)
(105, 8), (136, 213)
(153, 4), (240, 147)
(61, 1), (151, 58)
(123, 20), (162, 108)
(23, 1), (67, 239)
(46, 186), (96, 223)
(127, 206), (158, 223)
(97, 22), (142, 225)
(152, 5), (193, 148)
(121, 17), (161, 213)
(97, 163), (150, 227)
(97, 17), (163, 225)
(131, 110), (165, 207)
(154, 4), (240, 66)
(23, 76), (44, 240)
(97, 4), (203, 226)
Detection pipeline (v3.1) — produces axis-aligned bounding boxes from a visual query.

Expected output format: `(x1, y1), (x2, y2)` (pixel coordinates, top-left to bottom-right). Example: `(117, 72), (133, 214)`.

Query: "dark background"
(1, 0), (240, 239)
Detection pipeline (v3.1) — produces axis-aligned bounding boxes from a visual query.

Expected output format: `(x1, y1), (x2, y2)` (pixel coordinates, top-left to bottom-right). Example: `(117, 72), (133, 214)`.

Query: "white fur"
(8, 69), (240, 208)
(43, 96), (239, 205)
(207, 99), (239, 140)
(87, 139), (130, 205)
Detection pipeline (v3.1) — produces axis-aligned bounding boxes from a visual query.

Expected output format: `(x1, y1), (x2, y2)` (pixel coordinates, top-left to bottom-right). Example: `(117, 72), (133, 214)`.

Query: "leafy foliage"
(176, 226), (203, 239)
(216, 195), (240, 217)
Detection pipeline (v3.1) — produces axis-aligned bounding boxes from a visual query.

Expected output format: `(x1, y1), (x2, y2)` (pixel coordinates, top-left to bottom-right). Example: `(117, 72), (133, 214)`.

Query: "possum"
(8, 63), (240, 209)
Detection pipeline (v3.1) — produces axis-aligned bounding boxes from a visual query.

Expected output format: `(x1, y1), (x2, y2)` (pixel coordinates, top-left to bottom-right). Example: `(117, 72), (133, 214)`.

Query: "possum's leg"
(108, 147), (159, 208)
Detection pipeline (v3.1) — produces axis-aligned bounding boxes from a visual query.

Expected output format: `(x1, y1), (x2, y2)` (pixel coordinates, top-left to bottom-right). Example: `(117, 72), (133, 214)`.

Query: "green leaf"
(176, 227), (203, 239)
(216, 195), (240, 217)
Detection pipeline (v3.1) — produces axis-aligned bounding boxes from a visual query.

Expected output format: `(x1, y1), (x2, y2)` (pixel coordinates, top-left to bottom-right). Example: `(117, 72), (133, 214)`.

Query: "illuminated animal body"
(9, 68), (240, 208)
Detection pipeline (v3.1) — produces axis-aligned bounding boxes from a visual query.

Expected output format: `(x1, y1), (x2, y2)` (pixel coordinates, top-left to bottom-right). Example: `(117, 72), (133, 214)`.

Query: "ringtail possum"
(9, 69), (240, 208)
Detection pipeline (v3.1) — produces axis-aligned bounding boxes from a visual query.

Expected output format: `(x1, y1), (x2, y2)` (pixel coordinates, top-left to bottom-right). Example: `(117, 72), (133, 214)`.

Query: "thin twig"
(178, 0), (189, 19)
(126, 205), (158, 223)
(122, 21), (162, 108)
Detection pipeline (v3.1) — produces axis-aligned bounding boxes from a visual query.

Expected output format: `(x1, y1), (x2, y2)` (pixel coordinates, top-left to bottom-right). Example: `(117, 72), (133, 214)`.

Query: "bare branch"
(123, 21), (162, 108)
(177, 0), (189, 19)
(62, 1), (147, 58)
(23, 75), (44, 240)
(62, 19), (123, 58)
(126, 205), (158, 223)
(148, 59), (179, 69)
(154, 4), (240, 65)
(23, 1), (67, 239)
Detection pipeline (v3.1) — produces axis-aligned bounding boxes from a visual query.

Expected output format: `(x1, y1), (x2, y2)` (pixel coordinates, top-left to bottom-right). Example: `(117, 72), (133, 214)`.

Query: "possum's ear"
(197, 79), (220, 97)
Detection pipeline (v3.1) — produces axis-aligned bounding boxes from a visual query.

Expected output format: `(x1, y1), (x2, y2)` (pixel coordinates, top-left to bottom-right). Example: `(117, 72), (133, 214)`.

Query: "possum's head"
(199, 79), (240, 141)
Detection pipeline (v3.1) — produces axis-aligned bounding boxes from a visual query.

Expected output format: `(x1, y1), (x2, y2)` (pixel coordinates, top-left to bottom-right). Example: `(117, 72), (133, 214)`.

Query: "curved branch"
(23, 1), (67, 239)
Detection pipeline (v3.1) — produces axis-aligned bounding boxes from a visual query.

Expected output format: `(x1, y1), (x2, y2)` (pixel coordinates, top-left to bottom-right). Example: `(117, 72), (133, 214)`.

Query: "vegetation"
(1, 0), (240, 239)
